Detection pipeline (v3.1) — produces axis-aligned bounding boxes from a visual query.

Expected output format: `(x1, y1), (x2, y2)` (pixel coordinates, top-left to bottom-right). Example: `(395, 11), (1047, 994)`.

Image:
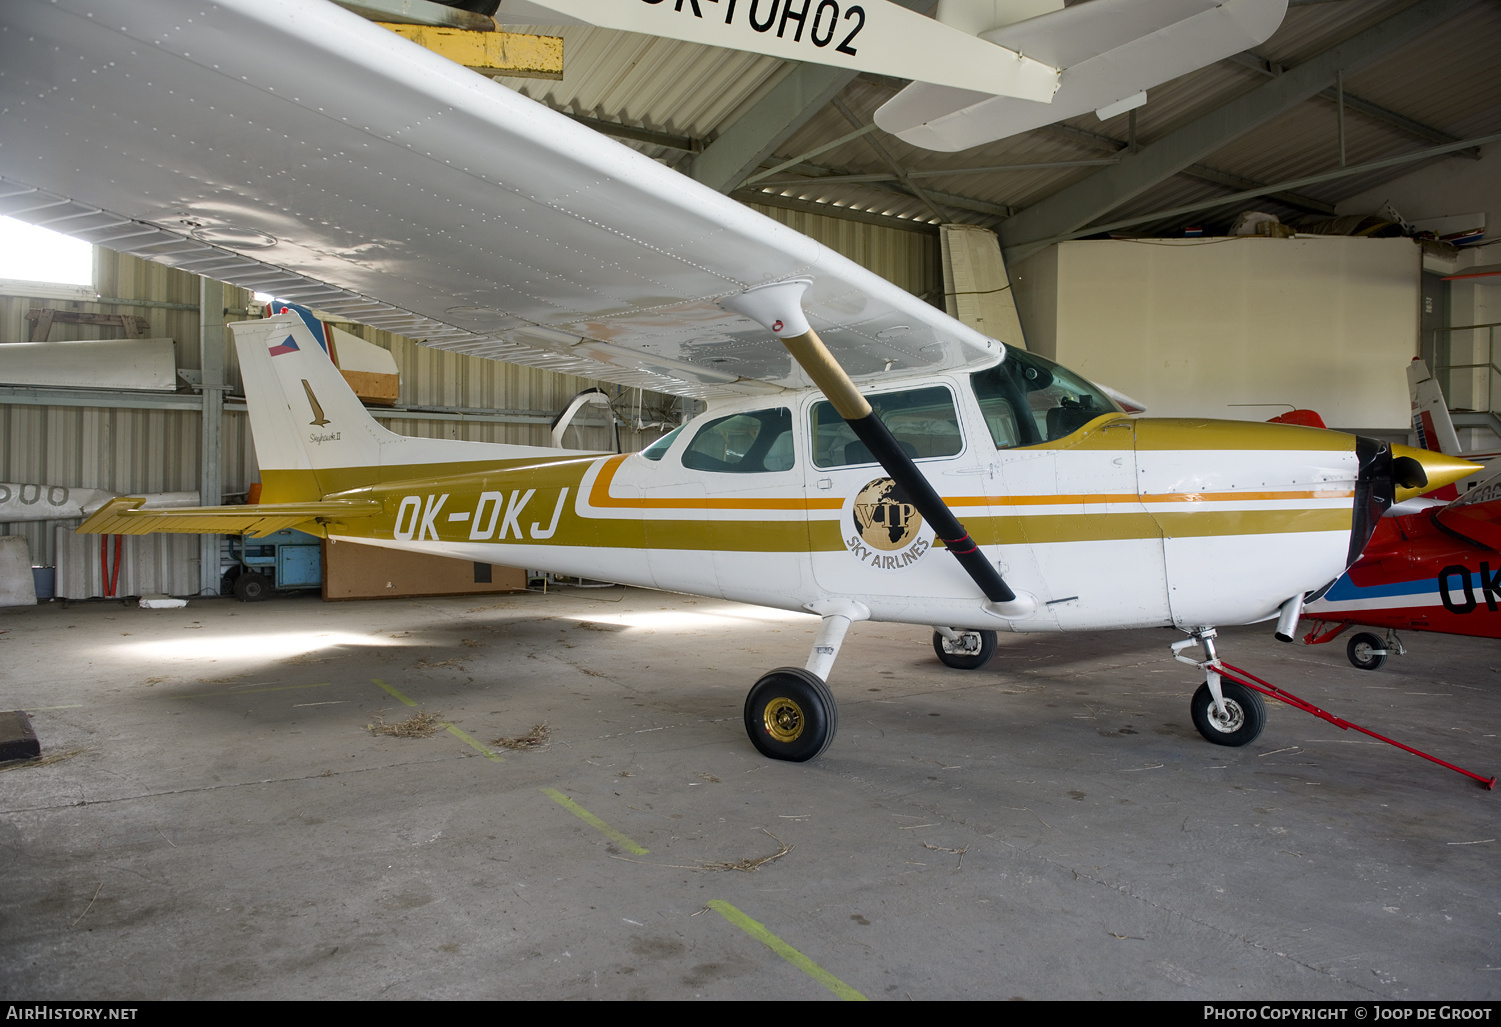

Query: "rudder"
(231, 313), (396, 500)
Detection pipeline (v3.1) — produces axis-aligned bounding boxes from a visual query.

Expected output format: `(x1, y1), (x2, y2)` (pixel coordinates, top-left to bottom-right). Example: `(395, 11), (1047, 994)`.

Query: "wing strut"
(721, 280), (1035, 620)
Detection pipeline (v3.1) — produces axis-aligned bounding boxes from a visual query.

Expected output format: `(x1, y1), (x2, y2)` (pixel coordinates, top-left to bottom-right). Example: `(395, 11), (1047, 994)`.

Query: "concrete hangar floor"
(0, 587), (1495, 1001)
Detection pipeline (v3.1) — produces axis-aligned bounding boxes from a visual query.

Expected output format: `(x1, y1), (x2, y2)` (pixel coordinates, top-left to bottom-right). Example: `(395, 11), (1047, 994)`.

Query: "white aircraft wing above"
(0, 0), (1005, 400)
(501, 0), (1061, 101)
(874, 0), (1288, 151)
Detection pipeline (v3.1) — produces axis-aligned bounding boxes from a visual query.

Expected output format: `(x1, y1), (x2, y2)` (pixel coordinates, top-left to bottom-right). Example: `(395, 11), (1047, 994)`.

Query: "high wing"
(0, 0), (1003, 400)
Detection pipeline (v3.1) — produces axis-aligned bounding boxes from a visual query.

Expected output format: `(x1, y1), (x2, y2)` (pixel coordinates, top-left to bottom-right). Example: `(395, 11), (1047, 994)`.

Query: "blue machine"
(223, 528), (322, 600)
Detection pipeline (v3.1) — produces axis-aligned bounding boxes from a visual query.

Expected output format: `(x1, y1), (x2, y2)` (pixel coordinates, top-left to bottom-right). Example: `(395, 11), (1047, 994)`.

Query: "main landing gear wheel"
(744, 667), (838, 763)
(1346, 632), (1388, 671)
(1191, 680), (1266, 747)
(932, 629), (998, 670)
(232, 571), (271, 602)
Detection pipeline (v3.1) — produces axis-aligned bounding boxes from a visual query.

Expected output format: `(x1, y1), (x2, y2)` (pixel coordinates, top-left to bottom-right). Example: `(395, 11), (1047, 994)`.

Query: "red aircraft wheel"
(1346, 632), (1388, 671)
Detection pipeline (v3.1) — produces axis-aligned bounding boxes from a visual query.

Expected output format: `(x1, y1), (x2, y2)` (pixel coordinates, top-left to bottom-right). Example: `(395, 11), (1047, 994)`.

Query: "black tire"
(1346, 632), (1387, 671)
(931, 629), (998, 670)
(1191, 680), (1266, 747)
(232, 571), (271, 602)
(744, 667), (838, 763)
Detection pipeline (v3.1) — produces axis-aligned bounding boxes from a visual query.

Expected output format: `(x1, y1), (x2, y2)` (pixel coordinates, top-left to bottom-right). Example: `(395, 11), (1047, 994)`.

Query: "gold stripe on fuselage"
(269, 416), (1358, 553)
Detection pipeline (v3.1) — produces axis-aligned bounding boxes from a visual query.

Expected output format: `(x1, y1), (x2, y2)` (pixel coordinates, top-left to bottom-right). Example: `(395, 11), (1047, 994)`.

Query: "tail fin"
(231, 313), (399, 500)
(1407, 358), (1466, 501)
(1408, 358), (1462, 456)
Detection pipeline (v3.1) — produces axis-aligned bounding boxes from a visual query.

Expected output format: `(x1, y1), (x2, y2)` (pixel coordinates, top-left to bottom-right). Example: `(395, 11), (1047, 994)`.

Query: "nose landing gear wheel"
(1191, 680), (1266, 747)
(932, 629), (998, 670)
(744, 667), (838, 762)
(1346, 632), (1388, 671)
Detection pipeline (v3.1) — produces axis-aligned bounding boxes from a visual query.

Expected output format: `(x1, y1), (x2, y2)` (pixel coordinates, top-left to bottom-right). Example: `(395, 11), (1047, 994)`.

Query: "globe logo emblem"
(852, 477), (922, 552)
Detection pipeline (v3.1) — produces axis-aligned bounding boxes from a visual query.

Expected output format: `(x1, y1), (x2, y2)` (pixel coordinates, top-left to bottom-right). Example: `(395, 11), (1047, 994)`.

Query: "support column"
(198, 277), (226, 596)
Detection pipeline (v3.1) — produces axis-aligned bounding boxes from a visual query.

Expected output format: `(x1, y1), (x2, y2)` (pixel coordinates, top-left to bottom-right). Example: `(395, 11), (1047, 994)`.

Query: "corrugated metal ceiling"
(487, 0), (1501, 239)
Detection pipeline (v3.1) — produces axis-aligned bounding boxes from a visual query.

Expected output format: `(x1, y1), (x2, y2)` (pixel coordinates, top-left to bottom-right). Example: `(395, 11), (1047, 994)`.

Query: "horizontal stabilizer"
(77, 497), (382, 538)
(874, 0), (1287, 150)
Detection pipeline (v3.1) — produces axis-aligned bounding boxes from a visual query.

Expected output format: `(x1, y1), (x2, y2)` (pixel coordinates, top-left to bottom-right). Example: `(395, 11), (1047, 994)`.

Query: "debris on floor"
(366, 710), (443, 738)
(491, 723), (549, 750)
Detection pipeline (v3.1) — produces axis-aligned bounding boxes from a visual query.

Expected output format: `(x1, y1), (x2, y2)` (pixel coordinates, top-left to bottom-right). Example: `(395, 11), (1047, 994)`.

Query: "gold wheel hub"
(763, 696), (805, 743)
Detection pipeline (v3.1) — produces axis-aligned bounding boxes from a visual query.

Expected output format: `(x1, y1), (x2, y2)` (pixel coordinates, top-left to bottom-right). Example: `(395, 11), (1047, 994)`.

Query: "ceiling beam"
(1031, 129), (1501, 247)
(755, 158), (1120, 187)
(1041, 123), (1334, 215)
(1227, 51), (1478, 157)
(691, 65), (856, 193)
(998, 0), (1478, 264)
(741, 124), (877, 187)
(560, 112), (699, 153)
(832, 97), (949, 222)
(749, 161), (1015, 218)
(1181, 164), (1336, 217)
(733, 191), (940, 233)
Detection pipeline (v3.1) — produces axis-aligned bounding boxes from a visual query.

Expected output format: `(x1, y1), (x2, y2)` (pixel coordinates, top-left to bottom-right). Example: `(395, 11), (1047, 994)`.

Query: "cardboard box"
(322, 540), (526, 600)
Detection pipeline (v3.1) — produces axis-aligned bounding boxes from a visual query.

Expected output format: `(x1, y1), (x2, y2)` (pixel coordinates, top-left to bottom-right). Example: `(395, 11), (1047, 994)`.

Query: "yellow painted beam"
(379, 23), (563, 80)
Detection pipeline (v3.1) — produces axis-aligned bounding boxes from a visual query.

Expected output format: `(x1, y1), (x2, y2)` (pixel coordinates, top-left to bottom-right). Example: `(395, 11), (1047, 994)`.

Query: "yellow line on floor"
(371, 680), (502, 761)
(445, 723), (504, 761)
(372, 679), (417, 706)
(705, 900), (866, 1001)
(541, 787), (648, 854)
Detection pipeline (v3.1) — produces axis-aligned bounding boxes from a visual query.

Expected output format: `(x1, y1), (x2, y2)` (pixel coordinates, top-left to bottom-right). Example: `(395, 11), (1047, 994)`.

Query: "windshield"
(971, 350), (1121, 449)
(639, 425), (684, 461)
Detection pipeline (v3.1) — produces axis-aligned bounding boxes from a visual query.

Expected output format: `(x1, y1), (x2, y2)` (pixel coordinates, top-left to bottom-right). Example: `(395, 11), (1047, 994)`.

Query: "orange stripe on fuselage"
(950, 489), (1355, 507)
(588, 456), (1353, 514)
(588, 456), (1362, 516)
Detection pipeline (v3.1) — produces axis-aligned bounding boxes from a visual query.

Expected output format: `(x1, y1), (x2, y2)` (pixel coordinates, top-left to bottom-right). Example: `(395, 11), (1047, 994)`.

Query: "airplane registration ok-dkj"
(3, 0), (1476, 762)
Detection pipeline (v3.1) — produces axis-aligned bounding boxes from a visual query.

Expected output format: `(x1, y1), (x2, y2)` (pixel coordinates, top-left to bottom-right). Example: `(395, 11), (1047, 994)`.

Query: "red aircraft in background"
(1294, 360), (1500, 669)
(1299, 473), (1501, 668)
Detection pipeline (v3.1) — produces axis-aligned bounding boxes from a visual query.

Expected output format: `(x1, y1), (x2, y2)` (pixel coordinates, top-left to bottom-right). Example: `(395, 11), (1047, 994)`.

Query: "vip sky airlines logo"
(843, 476), (931, 569)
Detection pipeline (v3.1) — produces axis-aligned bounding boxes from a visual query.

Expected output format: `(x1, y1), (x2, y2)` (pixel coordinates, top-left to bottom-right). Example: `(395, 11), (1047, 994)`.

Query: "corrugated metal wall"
(748, 203), (943, 307)
(1, 250), (256, 591)
(332, 321), (669, 453)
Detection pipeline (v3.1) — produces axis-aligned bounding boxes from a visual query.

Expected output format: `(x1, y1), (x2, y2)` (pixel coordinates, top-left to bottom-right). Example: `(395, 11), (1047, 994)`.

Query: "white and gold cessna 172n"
(2, 0), (1475, 762)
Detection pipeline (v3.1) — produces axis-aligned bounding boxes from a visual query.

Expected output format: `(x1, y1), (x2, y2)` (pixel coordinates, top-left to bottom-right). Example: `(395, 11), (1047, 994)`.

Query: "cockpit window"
(810, 386), (963, 468)
(970, 350), (1120, 449)
(639, 425), (683, 461)
(680, 408), (794, 473)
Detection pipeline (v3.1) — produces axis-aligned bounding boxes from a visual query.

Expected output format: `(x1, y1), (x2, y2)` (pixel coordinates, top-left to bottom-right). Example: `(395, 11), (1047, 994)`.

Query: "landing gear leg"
(1172, 627), (1266, 747)
(743, 601), (866, 762)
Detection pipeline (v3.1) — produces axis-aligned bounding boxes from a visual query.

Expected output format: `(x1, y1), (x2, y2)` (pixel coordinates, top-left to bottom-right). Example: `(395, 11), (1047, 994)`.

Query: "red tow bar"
(1216, 661), (1496, 790)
